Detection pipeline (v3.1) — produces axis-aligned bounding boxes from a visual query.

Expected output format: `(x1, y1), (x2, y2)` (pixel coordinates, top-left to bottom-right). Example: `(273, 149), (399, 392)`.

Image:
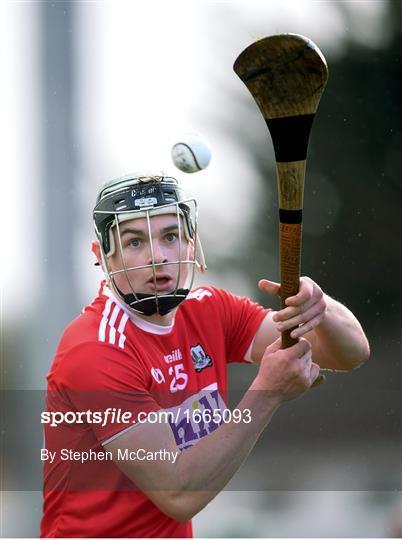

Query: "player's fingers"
(284, 284), (311, 306)
(258, 279), (281, 297)
(273, 305), (299, 322)
(273, 297), (315, 323)
(276, 298), (325, 333)
(285, 277), (319, 307)
(299, 350), (312, 373)
(263, 336), (283, 355)
(290, 311), (325, 339)
(290, 337), (311, 358)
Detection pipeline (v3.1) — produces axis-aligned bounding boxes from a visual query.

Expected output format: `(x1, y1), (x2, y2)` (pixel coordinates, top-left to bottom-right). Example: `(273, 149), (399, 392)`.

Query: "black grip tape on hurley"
(279, 209), (303, 224)
(267, 114), (315, 162)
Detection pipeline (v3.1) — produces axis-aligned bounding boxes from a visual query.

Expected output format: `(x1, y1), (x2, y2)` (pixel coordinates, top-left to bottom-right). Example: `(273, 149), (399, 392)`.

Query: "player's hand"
(258, 276), (327, 339)
(254, 337), (320, 403)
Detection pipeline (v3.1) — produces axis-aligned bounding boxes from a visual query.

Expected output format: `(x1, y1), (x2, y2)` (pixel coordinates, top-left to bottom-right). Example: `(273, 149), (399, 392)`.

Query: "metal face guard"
(95, 200), (205, 316)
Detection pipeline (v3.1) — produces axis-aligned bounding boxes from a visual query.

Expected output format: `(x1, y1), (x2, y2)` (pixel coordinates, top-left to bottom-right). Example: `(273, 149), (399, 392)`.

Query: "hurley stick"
(234, 34), (328, 382)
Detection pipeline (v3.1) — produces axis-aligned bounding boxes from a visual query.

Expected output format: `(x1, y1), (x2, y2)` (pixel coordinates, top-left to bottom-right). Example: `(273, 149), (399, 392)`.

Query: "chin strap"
(115, 286), (190, 316)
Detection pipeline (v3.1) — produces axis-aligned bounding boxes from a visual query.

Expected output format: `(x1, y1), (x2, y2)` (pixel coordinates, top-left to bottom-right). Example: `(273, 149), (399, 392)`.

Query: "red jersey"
(41, 282), (268, 538)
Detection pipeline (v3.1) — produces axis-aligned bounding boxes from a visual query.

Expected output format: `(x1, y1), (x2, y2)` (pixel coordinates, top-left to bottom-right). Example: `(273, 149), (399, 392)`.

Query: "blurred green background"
(1, 0), (401, 537)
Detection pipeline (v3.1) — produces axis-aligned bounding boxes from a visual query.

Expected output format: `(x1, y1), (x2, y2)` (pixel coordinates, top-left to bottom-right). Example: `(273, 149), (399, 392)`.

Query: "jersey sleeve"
(51, 341), (161, 444)
(210, 287), (270, 364)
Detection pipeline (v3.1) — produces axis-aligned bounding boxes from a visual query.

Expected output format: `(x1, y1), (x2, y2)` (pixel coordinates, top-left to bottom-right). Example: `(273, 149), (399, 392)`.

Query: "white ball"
(171, 133), (211, 173)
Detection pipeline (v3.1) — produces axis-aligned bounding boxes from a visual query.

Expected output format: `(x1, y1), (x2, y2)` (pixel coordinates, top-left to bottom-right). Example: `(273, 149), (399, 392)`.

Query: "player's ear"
(187, 238), (205, 274)
(91, 241), (104, 270)
(187, 238), (195, 259)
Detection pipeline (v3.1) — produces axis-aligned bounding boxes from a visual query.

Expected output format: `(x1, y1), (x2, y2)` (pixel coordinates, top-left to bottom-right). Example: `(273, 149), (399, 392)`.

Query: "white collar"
(102, 284), (175, 335)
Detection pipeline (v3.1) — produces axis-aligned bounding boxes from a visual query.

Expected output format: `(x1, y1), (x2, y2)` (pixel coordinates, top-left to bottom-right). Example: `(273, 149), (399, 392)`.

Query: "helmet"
(93, 172), (206, 316)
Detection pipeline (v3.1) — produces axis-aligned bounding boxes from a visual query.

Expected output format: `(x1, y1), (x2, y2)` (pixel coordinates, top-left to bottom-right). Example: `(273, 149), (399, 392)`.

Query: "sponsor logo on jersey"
(151, 367), (165, 384)
(190, 344), (213, 372)
(163, 348), (183, 364)
(167, 384), (226, 451)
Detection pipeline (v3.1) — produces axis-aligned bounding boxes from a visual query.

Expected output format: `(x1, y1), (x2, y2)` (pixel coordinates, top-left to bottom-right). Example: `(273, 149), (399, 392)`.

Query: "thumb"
(258, 279), (281, 297)
(263, 336), (282, 355)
